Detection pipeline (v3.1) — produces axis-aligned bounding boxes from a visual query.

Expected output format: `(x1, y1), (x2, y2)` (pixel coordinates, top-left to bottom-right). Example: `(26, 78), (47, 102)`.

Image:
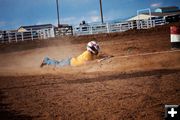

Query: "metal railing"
(73, 18), (167, 36)
(0, 30), (39, 43)
(0, 18), (167, 43)
(0, 28), (57, 43)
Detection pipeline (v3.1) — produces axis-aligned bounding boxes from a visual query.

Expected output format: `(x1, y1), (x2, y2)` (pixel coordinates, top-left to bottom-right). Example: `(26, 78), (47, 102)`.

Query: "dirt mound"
(1, 23), (179, 76)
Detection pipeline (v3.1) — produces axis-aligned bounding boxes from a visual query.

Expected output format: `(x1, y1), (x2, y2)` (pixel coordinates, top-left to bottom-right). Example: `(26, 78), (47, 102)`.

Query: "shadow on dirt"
(0, 69), (179, 90)
(66, 69), (180, 84)
(0, 91), (33, 120)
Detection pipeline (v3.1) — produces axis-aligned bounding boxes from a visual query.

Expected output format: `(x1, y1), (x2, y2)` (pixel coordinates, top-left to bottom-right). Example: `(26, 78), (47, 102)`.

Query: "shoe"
(40, 59), (47, 68)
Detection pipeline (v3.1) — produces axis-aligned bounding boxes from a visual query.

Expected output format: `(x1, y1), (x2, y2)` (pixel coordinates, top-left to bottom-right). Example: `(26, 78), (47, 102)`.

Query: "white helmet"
(87, 41), (100, 55)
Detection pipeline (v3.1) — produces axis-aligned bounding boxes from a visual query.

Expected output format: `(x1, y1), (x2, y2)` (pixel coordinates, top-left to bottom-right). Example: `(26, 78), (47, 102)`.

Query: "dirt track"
(0, 23), (180, 120)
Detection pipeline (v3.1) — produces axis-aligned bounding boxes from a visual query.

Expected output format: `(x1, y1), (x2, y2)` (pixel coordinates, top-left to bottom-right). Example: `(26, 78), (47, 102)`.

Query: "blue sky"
(0, 0), (180, 30)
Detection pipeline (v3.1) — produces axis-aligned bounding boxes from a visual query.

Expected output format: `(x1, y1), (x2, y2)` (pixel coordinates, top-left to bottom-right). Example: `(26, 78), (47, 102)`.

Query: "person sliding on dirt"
(40, 41), (100, 68)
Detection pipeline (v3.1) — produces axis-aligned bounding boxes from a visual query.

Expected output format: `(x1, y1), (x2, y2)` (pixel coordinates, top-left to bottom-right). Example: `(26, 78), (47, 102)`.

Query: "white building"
(127, 6), (180, 23)
(155, 6), (179, 13)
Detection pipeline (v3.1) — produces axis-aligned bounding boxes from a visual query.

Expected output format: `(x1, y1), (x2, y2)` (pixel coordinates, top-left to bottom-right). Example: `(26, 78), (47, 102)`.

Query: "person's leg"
(40, 57), (55, 67)
(55, 57), (71, 67)
(41, 57), (71, 67)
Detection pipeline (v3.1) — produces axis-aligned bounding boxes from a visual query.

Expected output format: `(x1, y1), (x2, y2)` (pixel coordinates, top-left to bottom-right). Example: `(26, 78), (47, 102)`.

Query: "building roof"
(155, 6), (179, 13)
(58, 24), (71, 27)
(144, 11), (180, 17)
(19, 24), (55, 30)
(127, 14), (155, 21)
(7, 30), (18, 33)
(157, 6), (179, 11)
(18, 27), (28, 32)
(127, 11), (180, 21)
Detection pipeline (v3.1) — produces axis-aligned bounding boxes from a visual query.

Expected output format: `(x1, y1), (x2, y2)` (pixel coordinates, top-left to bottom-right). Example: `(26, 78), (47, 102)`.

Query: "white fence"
(0, 18), (167, 43)
(73, 18), (166, 36)
(0, 28), (56, 43)
(0, 30), (40, 43)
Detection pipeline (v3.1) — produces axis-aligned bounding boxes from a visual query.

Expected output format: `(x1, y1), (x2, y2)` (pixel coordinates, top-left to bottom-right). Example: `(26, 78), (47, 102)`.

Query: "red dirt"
(0, 23), (180, 120)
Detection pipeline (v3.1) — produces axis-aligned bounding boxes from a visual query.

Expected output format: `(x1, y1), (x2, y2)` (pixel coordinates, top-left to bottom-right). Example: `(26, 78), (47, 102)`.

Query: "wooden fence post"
(147, 20), (149, 28)
(31, 28), (33, 40)
(15, 33), (17, 42)
(120, 24), (122, 32)
(21, 32), (24, 41)
(106, 23), (110, 33)
(90, 26), (93, 34)
(8, 32), (11, 43)
(2, 34), (4, 43)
